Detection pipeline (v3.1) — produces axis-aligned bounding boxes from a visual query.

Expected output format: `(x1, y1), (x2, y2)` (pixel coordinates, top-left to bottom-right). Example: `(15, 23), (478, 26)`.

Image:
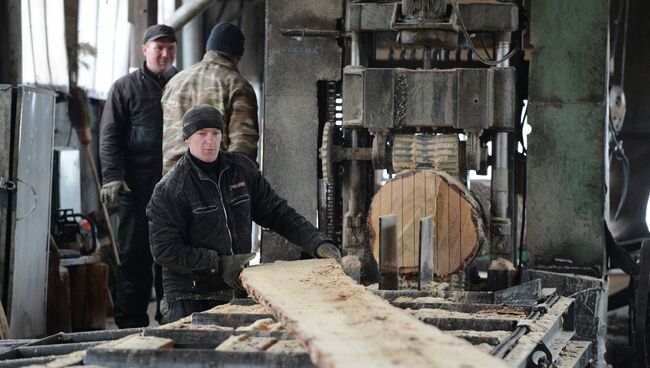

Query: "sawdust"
(208, 303), (270, 314)
(419, 281), (451, 293)
(266, 339), (306, 354)
(236, 318), (284, 332)
(392, 296), (450, 304)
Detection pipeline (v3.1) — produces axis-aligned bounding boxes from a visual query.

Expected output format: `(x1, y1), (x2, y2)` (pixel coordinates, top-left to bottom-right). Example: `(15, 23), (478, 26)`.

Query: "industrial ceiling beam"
(164, 0), (215, 31)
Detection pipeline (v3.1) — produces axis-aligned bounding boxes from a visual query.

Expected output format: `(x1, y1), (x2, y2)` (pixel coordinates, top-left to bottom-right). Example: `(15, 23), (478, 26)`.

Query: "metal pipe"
(490, 32), (513, 261)
(349, 130), (361, 215)
(496, 32), (512, 67)
(350, 32), (360, 67)
(348, 31), (362, 216)
(164, 0), (215, 31)
(181, 0), (203, 68)
(281, 29), (340, 38)
(491, 133), (509, 219)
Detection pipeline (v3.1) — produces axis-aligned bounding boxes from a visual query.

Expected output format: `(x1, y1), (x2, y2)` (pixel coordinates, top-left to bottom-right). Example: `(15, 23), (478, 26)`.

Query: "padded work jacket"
(146, 151), (330, 301)
(100, 64), (177, 183)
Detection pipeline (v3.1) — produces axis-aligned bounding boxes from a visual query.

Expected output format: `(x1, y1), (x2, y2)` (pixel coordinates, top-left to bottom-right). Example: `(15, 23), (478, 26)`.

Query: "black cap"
(143, 24), (177, 44)
(206, 22), (245, 56)
(182, 105), (224, 140)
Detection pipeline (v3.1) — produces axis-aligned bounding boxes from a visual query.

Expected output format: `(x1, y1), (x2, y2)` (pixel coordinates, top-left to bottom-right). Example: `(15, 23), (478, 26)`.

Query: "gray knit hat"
(182, 104), (224, 140)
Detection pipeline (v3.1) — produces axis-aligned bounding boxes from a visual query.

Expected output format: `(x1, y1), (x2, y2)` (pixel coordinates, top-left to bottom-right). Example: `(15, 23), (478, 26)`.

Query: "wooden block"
(436, 175), (450, 276)
(69, 263), (109, 331)
(241, 259), (508, 368)
(94, 334), (174, 350)
(215, 334), (278, 352)
(402, 173), (415, 272)
(266, 339), (306, 354)
(448, 185), (462, 272)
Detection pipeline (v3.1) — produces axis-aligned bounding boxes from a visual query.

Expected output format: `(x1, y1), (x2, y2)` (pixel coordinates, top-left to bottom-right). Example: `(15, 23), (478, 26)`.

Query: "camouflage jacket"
(161, 51), (259, 173)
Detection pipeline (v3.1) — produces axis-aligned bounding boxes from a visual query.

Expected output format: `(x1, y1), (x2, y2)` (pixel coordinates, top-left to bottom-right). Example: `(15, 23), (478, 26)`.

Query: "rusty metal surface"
(342, 67), (515, 131)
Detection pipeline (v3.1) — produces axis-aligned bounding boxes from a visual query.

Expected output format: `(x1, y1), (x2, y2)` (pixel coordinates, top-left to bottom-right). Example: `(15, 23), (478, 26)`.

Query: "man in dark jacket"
(99, 24), (177, 328)
(147, 105), (341, 323)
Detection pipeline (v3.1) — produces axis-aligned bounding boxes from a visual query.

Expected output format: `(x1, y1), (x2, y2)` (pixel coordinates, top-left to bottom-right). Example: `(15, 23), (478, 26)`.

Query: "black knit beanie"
(182, 105), (224, 140)
(205, 22), (245, 56)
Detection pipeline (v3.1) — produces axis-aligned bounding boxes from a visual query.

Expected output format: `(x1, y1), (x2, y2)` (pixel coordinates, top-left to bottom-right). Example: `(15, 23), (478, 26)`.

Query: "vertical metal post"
(490, 32), (513, 259)
(489, 32), (514, 289)
(342, 30), (376, 282)
(418, 216), (436, 290)
(181, 0), (202, 69)
(379, 215), (399, 290)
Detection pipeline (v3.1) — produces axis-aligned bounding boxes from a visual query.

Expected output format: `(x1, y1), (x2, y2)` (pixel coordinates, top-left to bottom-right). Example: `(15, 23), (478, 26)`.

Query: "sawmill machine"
(319, 0), (521, 288)
(263, 0), (612, 366)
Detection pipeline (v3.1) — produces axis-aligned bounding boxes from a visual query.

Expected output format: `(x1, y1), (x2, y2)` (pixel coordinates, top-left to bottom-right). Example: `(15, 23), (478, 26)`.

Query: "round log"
(368, 170), (487, 278)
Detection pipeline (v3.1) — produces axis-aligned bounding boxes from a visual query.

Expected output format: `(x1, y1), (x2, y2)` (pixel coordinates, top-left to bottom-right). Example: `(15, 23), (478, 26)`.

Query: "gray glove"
(219, 252), (256, 290)
(315, 242), (342, 263)
(100, 180), (131, 204)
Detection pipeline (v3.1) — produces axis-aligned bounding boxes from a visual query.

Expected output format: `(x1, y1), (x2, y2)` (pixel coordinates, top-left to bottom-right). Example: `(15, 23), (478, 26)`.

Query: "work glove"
(100, 180), (131, 205)
(315, 242), (342, 263)
(219, 252), (256, 290)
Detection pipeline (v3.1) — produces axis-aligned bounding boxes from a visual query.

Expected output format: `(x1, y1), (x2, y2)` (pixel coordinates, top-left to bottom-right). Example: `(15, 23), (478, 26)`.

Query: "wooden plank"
(413, 172), (426, 269)
(391, 176), (403, 276)
(436, 175), (450, 275)
(425, 171), (438, 276)
(460, 196), (478, 265)
(448, 186), (462, 272)
(401, 172), (415, 272)
(379, 215), (399, 290)
(241, 259), (507, 368)
(215, 334), (278, 352)
(93, 334), (174, 350)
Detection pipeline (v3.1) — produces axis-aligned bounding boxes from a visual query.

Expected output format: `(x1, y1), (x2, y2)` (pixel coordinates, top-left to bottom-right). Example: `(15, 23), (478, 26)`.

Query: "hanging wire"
(619, 0), (630, 89)
(608, 0), (630, 220)
(609, 119), (630, 220)
(478, 33), (492, 60)
(15, 178), (38, 221)
(452, 3), (519, 66)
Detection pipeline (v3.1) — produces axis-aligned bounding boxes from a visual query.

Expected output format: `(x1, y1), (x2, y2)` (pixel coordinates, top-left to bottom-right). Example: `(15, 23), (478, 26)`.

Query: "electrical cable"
(478, 33), (492, 60)
(620, 0), (629, 89)
(452, 3), (519, 66)
(609, 119), (630, 220)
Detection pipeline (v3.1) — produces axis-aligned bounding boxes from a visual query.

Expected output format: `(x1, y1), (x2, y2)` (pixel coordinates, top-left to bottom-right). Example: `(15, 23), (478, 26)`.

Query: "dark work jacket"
(146, 151), (330, 301)
(99, 64), (177, 183)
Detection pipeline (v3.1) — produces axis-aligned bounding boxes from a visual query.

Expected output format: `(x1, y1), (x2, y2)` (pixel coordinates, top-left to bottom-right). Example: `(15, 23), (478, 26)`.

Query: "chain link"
(0, 176), (16, 191)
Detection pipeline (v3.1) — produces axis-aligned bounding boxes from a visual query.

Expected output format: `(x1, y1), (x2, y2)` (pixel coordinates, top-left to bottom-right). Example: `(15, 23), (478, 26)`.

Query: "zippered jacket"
(100, 64), (176, 183)
(146, 150), (330, 301)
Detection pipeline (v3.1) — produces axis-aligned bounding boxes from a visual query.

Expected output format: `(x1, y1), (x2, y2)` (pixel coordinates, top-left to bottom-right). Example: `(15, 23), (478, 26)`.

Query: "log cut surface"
(369, 170), (486, 277)
(241, 259), (507, 368)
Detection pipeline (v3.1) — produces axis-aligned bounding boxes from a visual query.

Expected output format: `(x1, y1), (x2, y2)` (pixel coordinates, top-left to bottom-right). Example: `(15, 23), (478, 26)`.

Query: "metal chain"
(0, 176), (17, 191)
